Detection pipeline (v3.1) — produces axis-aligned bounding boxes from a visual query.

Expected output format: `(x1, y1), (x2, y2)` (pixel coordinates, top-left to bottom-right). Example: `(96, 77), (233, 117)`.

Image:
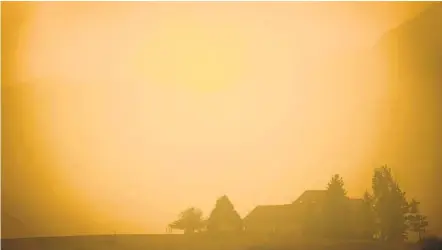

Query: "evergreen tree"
(371, 166), (409, 241)
(322, 174), (350, 239)
(361, 191), (376, 240)
(407, 199), (429, 241)
(207, 195), (242, 233)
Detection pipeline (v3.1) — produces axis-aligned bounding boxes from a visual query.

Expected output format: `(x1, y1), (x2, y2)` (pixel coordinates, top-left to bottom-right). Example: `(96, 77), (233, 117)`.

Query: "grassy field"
(1, 234), (424, 250)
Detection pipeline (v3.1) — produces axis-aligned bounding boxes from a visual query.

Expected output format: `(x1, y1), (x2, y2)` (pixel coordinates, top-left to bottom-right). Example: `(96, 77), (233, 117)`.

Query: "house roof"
(243, 190), (366, 227)
(243, 190), (328, 224)
(292, 190), (327, 204)
(243, 204), (294, 225)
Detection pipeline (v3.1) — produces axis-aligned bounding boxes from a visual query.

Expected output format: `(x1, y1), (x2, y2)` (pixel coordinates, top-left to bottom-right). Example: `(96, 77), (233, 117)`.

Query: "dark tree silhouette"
(371, 166), (409, 241)
(322, 174), (350, 239)
(206, 195), (242, 233)
(169, 207), (205, 234)
(407, 199), (429, 241)
(361, 191), (376, 240)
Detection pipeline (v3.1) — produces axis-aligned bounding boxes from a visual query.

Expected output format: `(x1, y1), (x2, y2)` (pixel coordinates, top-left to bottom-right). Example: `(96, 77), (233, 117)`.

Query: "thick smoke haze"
(2, 2), (440, 238)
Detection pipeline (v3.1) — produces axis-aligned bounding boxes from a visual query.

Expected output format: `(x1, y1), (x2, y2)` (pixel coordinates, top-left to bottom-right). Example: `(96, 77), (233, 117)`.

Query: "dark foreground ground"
(2, 234), (439, 250)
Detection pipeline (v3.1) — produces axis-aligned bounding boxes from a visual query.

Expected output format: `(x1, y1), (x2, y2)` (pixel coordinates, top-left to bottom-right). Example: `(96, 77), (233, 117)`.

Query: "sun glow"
(136, 13), (248, 93)
(3, 2), (431, 238)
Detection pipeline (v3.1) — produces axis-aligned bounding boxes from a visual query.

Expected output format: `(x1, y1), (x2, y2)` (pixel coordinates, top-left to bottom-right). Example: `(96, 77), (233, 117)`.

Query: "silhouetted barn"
(243, 190), (368, 239)
(243, 204), (298, 235)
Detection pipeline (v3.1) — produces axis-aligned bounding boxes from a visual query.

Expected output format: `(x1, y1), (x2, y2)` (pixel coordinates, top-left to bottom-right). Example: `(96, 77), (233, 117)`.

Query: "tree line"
(320, 166), (428, 241)
(168, 195), (242, 234)
(168, 165), (429, 242)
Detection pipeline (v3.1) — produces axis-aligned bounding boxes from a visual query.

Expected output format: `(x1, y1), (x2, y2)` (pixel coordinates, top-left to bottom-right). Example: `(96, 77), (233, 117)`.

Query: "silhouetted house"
(243, 204), (296, 234)
(243, 190), (325, 236)
(291, 190), (327, 221)
(243, 190), (367, 238)
(292, 190), (326, 205)
(346, 198), (368, 238)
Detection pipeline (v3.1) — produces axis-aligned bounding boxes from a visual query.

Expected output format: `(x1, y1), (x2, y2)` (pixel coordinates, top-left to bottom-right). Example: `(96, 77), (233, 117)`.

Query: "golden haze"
(1, 2), (434, 237)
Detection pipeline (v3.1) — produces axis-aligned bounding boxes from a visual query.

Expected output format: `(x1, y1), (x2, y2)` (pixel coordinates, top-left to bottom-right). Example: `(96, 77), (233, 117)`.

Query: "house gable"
(292, 190), (327, 205)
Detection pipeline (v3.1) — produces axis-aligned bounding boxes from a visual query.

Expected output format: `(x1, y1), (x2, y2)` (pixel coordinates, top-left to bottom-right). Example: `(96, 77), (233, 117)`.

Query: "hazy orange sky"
(1, 2), (431, 237)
